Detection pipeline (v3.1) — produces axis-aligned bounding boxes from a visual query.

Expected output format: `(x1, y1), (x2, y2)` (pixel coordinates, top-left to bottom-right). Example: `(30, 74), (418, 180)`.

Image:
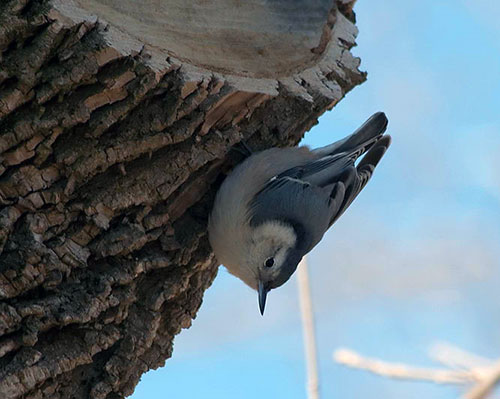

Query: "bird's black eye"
(264, 257), (275, 268)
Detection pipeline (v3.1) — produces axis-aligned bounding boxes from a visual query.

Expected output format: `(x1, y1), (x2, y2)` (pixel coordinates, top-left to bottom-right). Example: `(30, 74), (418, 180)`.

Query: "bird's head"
(244, 221), (303, 315)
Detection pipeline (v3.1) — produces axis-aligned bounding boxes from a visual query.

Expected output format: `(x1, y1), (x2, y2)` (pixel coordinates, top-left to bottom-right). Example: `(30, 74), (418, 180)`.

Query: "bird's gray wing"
(251, 134), (392, 239)
(248, 176), (345, 253)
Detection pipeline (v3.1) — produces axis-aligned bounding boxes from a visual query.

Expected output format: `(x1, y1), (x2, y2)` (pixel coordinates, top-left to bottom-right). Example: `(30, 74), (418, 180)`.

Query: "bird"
(208, 112), (391, 315)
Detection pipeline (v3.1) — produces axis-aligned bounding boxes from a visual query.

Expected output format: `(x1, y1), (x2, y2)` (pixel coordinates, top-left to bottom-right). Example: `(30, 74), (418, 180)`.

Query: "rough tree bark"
(0, 0), (365, 398)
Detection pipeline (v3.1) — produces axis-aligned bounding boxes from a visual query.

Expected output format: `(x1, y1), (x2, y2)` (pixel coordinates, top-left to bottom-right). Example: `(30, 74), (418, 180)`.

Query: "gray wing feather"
(249, 177), (345, 253)
(274, 153), (352, 187)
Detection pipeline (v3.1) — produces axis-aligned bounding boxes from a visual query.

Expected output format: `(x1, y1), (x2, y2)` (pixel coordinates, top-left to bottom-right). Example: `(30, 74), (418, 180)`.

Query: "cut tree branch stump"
(0, 1), (366, 397)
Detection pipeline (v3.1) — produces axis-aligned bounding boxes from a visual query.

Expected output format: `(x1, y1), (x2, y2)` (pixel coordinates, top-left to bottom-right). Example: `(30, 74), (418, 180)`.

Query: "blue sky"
(131, 1), (500, 398)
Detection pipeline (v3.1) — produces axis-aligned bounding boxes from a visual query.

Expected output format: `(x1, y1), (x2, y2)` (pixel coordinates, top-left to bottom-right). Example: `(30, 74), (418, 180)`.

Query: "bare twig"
(430, 342), (494, 372)
(333, 344), (500, 399)
(334, 348), (476, 384)
(464, 359), (500, 399)
(297, 257), (320, 399)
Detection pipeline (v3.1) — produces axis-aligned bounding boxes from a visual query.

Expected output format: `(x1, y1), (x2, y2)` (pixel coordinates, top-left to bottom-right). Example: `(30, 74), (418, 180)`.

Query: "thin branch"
(463, 359), (500, 399)
(297, 256), (320, 399)
(334, 344), (500, 399)
(334, 348), (476, 385)
(430, 342), (495, 372)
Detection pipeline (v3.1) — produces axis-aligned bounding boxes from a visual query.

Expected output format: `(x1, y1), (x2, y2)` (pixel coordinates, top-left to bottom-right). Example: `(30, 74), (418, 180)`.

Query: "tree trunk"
(0, 0), (365, 397)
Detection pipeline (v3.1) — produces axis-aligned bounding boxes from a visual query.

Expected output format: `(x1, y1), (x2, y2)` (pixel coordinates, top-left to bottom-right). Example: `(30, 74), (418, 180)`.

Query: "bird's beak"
(258, 280), (268, 316)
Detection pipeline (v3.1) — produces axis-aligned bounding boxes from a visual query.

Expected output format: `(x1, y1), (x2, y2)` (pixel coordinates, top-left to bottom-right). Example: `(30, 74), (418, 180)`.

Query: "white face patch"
(245, 220), (297, 283)
(211, 219), (297, 291)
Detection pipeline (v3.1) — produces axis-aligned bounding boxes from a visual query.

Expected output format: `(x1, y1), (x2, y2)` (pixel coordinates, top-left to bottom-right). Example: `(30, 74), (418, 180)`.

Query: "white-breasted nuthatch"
(208, 112), (391, 315)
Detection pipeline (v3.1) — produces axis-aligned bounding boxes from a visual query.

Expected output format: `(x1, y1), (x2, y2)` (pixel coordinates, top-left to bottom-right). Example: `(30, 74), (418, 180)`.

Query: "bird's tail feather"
(357, 134), (391, 171)
(313, 112), (389, 158)
(328, 134), (391, 226)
